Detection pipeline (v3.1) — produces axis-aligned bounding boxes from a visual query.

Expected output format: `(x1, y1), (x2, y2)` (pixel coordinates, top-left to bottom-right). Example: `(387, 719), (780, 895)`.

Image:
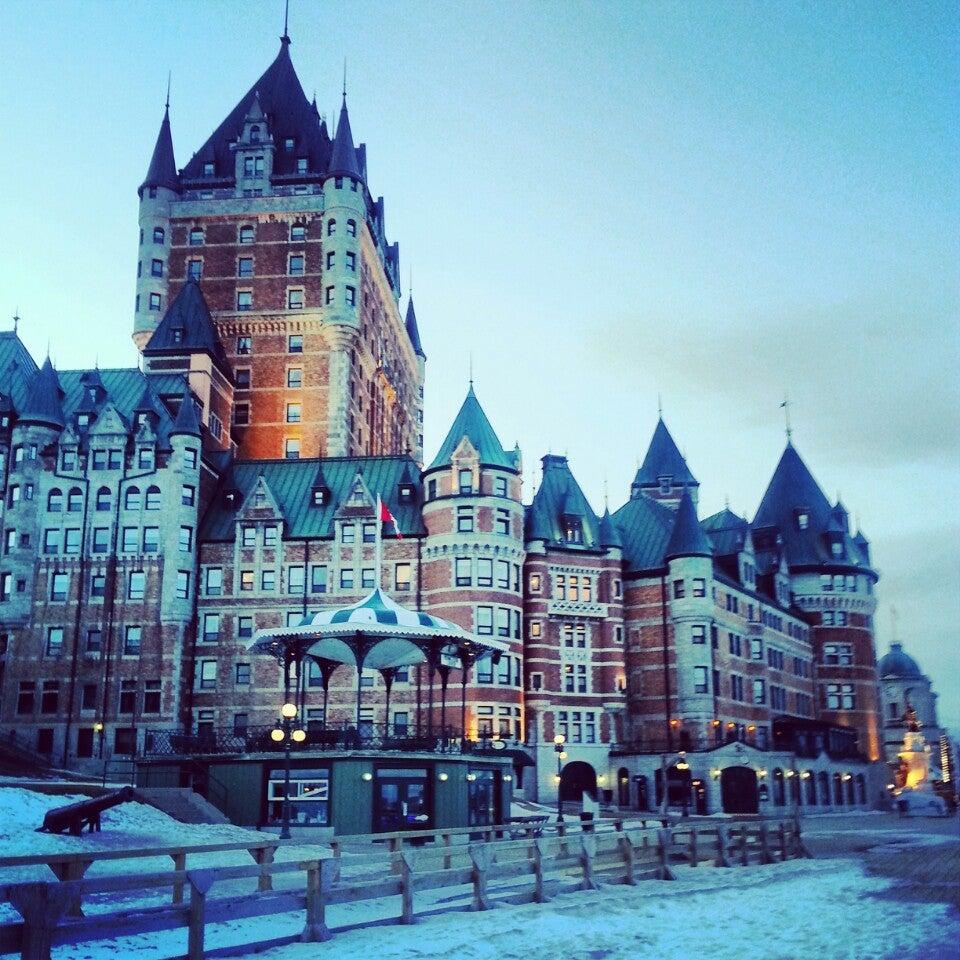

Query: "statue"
(891, 696), (947, 816)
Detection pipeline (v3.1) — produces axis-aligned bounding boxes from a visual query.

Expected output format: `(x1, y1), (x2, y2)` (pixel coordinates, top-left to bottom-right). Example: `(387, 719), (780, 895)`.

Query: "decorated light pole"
(271, 702), (306, 840)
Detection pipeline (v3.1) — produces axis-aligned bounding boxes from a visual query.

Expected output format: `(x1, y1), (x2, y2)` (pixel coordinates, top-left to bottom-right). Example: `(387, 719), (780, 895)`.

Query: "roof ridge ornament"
(281, 0), (291, 44)
(780, 394), (792, 443)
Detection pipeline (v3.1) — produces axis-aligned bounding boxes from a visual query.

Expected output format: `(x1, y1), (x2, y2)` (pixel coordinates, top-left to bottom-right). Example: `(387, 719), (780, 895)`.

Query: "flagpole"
(375, 494), (383, 590)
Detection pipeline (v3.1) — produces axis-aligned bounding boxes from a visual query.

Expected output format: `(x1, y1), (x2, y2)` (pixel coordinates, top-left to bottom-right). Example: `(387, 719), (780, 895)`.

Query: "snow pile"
(0, 786), (262, 860)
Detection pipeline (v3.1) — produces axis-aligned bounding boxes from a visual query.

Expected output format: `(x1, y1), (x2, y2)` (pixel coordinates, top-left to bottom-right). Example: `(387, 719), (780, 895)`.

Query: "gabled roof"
(664, 489), (713, 561)
(180, 39), (332, 181)
(702, 507), (749, 557)
(633, 418), (697, 490)
(328, 97), (362, 180)
(200, 456), (425, 541)
(139, 105), (179, 196)
(170, 388), (201, 439)
(143, 281), (229, 372)
(0, 330), (39, 412)
(611, 493), (675, 572)
(525, 455), (601, 549)
(428, 384), (515, 471)
(752, 442), (870, 571)
(19, 357), (65, 429)
(405, 297), (426, 359)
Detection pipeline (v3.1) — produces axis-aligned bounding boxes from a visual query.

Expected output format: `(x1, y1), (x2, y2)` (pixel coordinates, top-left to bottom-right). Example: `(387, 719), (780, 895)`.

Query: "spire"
(281, 0), (291, 44)
(632, 417), (697, 494)
(428, 383), (513, 470)
(20, 356), (65, 430)
(405, 297), (426, 359)
(170, 387), (201, 439)
(328, 95), (361, 179)
(664, 488), (713, 561)
(139, 99), (179, 197)
(598, 507), (623, 549)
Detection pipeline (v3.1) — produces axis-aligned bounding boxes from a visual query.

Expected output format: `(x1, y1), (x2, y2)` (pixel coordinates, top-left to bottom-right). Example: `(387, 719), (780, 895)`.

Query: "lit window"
(296, 157), (308, 174)
(202, 163), (214, 177)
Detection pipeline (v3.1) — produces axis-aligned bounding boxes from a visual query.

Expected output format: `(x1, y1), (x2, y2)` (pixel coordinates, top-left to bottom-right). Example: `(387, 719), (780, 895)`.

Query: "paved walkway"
(803, 812), (960, 909)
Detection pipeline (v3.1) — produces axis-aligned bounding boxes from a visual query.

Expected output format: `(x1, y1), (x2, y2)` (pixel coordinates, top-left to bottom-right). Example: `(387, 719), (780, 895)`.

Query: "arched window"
(804, 772), (816, 805)
(47, 488), (63, 512)
(250, 125), (261, 142)
(856, 773), (866, 805)
(772, 768), (785, 806)
(833, 772), (844, 805)
(326, 219), (336, 237)
(145, 485), (162, 511)
(95, 486), (111, 511)
(153, 226), (165, 244)
(818, 771), (830, 806)
(125, 486), (141, 511)
(346, 219), (357, 237)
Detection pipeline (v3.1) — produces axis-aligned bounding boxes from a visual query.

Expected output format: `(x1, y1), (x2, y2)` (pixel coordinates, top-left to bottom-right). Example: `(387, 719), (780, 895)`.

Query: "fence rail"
(0, 815), (809, 960)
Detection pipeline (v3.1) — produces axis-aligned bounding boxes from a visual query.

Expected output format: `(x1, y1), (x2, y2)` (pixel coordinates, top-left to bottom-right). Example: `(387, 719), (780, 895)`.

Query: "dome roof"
(878, 643), (923, 679)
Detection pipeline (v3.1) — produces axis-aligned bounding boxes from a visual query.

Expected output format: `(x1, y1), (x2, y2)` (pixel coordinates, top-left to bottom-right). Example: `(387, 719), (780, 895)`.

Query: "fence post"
(532, 837), (550, 903)
(254, 846), (275, 892)
(792, 811), (811, 859)
(7, 883), (71, 960)
(469, 842), (493, 911)
(400, 849), (417, 924)
(171, 852), (187, 904)
(619, 831), (637, 886)
(739, 825), (749, 866)
(758, 822), (772, 864)
(46, 859), (92, 918)
(557, 820), (568, 858)
(187, 870), (215, 960)
(778, 822), (788, 861)
(656, 828), (675, 881)
(687, 827), (699, 867)
(580, 833), (598, 891)
(715, 825), (731, 868)
(301, 859), (333, 942)
(389, 837), (403, 875)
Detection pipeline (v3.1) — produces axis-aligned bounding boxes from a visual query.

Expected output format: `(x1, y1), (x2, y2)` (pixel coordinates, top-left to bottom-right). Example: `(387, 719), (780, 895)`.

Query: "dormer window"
(250, 125), (261, 143)
(296, 157), (308, 174)
(284, 138), (295, 152)
(172, 327), (184, 344)
(203, 162), (215, 177)
(254, 491), (266, 507)
(830, 540), (843, 558)
(458, 468), (473, 494)
(398, 481), (415, 503)
(77, 414), (90, 428)
(658, 475), (672, 495)
(796, 510), (810, 530)
(312, 486), (329, 507)
(563, 515), (584, 544)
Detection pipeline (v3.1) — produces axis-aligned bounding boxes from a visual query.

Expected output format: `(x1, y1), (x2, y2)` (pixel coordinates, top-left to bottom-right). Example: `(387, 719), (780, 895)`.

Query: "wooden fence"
(0, 817), (809, 960)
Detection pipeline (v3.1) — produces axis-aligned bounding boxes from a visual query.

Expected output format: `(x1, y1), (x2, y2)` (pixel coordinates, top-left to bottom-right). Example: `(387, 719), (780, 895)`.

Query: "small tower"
(664, 488), (714, 748)
(631, 418), (698, 508)
(134, 98), (180, 349)
(230, 90), (276, 196)
(405, 296), (426, 462)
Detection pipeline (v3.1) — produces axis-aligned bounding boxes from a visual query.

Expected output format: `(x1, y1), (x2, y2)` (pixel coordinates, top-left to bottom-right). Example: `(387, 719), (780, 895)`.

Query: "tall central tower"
(134, 34), (425, 462)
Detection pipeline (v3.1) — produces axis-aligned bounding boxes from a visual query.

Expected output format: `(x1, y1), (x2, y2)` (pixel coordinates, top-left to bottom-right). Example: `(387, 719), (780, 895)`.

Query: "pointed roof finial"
(780, 394), (792, 442)
(657, 393), (663, 417)
(343, 58), (347, 100)
(165, 71), (171, 110)
(282, 0), (290, 42)
(468, 351), (473, 387)
(12, 307), (19, 333)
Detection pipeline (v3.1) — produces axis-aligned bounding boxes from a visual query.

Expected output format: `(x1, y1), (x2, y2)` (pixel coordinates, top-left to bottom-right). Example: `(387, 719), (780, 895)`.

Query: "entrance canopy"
(249, 587), (509, 670)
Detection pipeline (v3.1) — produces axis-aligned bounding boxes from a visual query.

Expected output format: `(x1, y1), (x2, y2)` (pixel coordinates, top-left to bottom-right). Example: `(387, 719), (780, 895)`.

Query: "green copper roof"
(428, 384), (515, 470)
(525, 455), (601, 549)
(633, 418), (697, 491)
(144, 281), (229, 372)
(0, 330), (39, 412)
(598, 507), (623, 549)
(19, 357), (65, 429)
(611, 494), (675, 573)
(664, 489), (713, 561)
(170, 387), (201, 438)
(702, 507), (749, 556)
(200, 455), (425, 541)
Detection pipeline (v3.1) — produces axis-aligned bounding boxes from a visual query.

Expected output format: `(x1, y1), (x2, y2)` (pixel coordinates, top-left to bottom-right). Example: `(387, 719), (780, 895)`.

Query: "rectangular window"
(495, 508), (510, 536)
(81, 683), (98, 711)
(287, 287), (305, 311)
(85, 628), (103, 654)
(17, 682), (35, 714)
(199, 660), (217, 690)
(288, 256), (305, 277)
(151, 258), (163, 277)
(286, 367), (302, 388)
(694, 666), (710, 694)
(140, 526), (159, 553)
(236, 291), (253, 311)
(457, 507), (473, 533)
(291, 224), (306, 242)
(46, 627), (64, 657)
(345, 286), (356, 306)
(64, 528), (81, 554)
(345, 251), (356, 271)
(395, 562), (411, 592)
(119, 680), (136, 714)
(128, 570), (146, 600)
(673, 579), (685, 599)
(339, 568), (355, 590)
(149, 292), (162, 311)
(175, 570), (190, 600)
(476, 606), (493, 635)
(361, 568), (375, 589)
(753, 678), (766, 704)
(237, 616), (254, 639)
(50, 572), (69, 602)
(691, 625), (706, 644)
(692, 578), (706, 597)
(261, 570), (276, 591)
(43, 529), (59, 555)
(285, 438), (300, 460)
(310, 565), (328, 594)
(475, 557), (493, 587)
(240, 570), (254, 591)
(143, 680), (161, 714)
(235, 663), (251, 686)
(263, 526), (278, 547)
(179, 526), (193, 552)
(205, 567), (223, 596)
(286, 402), (301, 423)
(288, 565), (305, 595)
(124, 625), (142, 655)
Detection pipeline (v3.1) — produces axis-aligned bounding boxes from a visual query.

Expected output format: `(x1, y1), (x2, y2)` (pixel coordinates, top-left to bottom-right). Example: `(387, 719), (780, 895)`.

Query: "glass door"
(374, 767), (431, 832)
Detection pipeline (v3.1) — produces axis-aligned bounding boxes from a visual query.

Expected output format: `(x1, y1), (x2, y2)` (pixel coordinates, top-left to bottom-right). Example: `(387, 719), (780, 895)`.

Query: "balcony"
(546, 598), (609, 619)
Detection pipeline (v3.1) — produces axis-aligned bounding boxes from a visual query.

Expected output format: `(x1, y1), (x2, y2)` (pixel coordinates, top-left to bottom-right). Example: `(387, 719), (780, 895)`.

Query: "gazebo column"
(438, 665), (451, 742)
(458, 650), (476, 748)
(379, 667), (397, 741)
(317, 659), (340, 731)
(425, 644), (440, 738)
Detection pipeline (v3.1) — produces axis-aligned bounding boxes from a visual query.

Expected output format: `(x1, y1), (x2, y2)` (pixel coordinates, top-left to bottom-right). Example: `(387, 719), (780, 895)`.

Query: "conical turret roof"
(664, 489), (713, 561)
(405, 297), (426, 359)
(170, 387), (201, 439)
(144, 281), (229, 371)
(19, 357), (65, 429)
(428, 384), (514, 470)
(598, 507), (623, 549)
(139, 105), (179, 197)
(633, 418), (697, 491)
(328, 97), (362, 179)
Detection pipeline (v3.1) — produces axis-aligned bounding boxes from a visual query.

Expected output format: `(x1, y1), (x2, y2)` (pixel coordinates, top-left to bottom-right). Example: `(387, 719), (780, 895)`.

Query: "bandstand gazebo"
(248, 587), (510, 748)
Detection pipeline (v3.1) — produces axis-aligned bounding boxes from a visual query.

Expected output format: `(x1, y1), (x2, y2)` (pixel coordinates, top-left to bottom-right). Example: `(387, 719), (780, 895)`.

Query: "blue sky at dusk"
(0, 1), (957, 727)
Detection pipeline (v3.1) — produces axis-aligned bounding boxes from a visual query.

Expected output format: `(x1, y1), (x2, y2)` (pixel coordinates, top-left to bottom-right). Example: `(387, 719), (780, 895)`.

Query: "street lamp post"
(553, 735), (567, 823)
(271, 702), (306, 840)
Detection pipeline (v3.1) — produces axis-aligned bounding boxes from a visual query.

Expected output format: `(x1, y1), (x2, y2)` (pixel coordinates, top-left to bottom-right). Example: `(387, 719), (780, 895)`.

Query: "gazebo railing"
(144, 723), (473, 758)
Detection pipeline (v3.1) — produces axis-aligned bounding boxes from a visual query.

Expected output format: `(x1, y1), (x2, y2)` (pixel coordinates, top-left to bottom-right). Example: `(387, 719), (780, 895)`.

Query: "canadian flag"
(378, 496), (403, 538)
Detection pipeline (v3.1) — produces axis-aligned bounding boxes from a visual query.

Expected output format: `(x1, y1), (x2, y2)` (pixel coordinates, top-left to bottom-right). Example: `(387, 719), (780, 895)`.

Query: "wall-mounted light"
(281, 702), (297, 720)
(93, 722), (104, 733)
(747, 725), (756, 733)
(710, 768), (721, 780)
(785, 769), (795, 778)
(361, 772), (373, 782)
(843, 773), (852, 781)
(437, 772), (449, 782)
(558, 751), (568, 760)
(712, 719), (721, 727)
(503, 774), (513, 783)
(758, 768), (767, 779)
(800, 771), (811, 780)
(597, 774), (606, 784)
(466, 773), (477, 782)
(554, 774), (561, 784)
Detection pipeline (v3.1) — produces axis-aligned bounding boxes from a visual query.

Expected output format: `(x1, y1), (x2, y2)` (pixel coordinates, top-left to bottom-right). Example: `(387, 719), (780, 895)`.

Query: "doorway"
(374, 767), (431, 833)
(720, 766), (759, 814)
(559, 761), (597, 803)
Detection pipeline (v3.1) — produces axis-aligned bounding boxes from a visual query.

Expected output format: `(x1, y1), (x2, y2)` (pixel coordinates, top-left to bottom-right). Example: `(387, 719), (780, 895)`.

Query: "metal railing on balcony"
(142, 723), (505, 758)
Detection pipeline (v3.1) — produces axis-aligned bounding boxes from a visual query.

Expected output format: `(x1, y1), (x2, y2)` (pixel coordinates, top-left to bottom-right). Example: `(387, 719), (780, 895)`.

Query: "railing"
(0, 816), (810, 960)
(610, 734), (768, 755)
(144, 723), (474, 758)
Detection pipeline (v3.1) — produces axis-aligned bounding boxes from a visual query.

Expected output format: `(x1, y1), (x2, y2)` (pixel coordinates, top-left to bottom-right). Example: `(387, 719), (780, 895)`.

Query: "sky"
(0, 1), (957, 730)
